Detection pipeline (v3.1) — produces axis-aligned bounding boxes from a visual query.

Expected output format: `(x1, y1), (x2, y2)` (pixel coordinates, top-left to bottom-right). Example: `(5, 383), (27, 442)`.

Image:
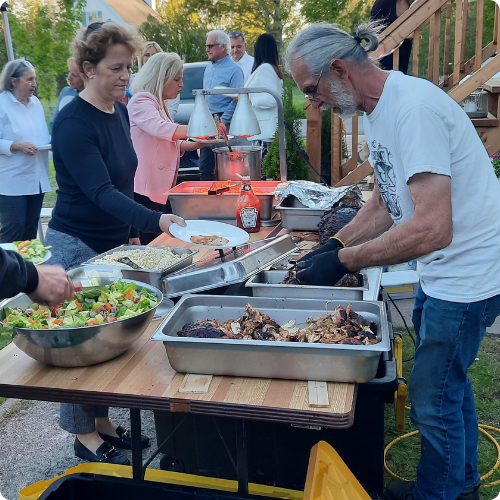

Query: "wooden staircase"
(304, 0), (500, 186)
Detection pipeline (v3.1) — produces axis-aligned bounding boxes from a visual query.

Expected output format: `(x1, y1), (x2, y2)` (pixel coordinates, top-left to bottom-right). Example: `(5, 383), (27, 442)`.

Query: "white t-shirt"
(235, 52), (255, 83)
(363, 71), (500, 302)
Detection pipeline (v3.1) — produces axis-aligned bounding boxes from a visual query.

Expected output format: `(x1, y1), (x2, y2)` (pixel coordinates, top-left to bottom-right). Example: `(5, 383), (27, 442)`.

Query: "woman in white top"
(0, 59), (51, 243)
(245, 33), (284, 156)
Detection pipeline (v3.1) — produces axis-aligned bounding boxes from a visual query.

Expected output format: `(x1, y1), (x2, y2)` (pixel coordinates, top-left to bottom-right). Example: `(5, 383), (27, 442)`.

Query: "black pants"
(0, 193), (44, 243)
(199, 144), (217, 181)
(133, 193), (172, 245)
(379, 38), (413, 75)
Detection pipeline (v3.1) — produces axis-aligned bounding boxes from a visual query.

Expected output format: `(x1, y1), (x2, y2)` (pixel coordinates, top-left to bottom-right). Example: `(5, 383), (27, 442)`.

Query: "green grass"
(39, 96), (57, 129)
(384, 329), (500, 498)
(43, 159), (58, 208)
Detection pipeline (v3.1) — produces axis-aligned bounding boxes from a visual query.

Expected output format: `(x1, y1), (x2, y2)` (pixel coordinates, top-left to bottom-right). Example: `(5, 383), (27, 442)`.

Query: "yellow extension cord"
(384, 407), (500, 489)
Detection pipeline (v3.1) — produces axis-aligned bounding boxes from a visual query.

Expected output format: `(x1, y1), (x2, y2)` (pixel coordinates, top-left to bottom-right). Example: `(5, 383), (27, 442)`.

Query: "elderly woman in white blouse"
(0, 59), (51, 243)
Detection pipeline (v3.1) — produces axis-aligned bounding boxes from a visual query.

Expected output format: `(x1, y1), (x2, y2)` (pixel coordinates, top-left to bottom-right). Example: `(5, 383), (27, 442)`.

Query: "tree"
(140, 0), (207, 63)
(177, 0), (302, 51)
(263, 75), (309, 181)
(6, 0), (85, 99)
(300, 0), (371, 34)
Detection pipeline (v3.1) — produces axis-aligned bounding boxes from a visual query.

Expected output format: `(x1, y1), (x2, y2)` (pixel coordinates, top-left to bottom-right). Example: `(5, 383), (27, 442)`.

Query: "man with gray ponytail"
(289, 22), (500, 500)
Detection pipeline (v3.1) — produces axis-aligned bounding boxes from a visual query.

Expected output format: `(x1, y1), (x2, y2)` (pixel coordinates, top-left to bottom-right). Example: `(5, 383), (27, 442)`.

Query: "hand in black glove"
(301, 237), (345, 263)
(296, 248), (351, 286)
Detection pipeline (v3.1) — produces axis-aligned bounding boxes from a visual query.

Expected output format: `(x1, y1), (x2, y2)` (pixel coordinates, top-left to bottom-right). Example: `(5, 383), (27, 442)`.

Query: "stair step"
(483, 78), (500, 93)
(471, 113), (499, 127)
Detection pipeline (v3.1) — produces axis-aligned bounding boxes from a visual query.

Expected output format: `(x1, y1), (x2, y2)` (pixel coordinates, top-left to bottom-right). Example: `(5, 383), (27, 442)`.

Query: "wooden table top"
(0, 227), (357, 429)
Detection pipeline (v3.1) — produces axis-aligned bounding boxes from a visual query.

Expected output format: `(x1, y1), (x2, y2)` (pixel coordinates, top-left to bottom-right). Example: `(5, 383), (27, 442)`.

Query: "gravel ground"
(0, 400), (160, 499)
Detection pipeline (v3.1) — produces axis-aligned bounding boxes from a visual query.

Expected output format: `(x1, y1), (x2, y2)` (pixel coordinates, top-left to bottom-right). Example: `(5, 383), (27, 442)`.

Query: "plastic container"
(20, 463), (302, 500)
(23, 443), (370, 500)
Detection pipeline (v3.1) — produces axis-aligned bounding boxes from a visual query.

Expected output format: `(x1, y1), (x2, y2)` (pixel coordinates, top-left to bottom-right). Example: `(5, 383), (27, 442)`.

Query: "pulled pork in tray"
(177, 304), (378, 345)
(279, 270), (361, 287)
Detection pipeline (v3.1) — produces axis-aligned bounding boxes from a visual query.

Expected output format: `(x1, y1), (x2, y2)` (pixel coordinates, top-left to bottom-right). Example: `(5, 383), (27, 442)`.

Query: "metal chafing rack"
(152, 295), (390, 383)
(83, 245), (198, 289)
(161, 234), (297, 297)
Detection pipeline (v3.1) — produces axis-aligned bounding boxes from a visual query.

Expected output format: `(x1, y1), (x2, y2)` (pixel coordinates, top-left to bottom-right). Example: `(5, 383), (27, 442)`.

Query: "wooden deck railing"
(305, 0), (500, 186)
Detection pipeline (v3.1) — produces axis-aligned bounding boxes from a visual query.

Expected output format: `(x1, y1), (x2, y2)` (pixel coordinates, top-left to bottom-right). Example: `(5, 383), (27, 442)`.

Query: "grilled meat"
(177, 304), (378, 345)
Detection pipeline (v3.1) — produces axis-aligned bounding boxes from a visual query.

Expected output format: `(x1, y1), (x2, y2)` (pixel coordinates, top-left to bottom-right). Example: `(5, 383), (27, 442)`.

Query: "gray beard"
(322, 80), (358, 120)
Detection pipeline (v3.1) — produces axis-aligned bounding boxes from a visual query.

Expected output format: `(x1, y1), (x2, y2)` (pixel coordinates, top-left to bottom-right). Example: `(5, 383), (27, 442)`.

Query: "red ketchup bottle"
(236, 176), (261, 233)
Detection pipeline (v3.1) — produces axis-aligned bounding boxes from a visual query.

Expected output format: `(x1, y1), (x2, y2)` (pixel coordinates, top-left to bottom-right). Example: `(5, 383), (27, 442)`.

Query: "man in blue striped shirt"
(200, 29), (244, 180)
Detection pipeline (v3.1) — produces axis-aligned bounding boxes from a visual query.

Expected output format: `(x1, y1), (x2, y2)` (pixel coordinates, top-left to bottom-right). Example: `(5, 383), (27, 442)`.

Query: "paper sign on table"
(308, 381), (329, 407)
(178, 374), (213, 394)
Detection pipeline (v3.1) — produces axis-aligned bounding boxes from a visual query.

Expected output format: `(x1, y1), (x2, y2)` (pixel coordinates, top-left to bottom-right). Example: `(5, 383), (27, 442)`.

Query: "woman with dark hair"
(0, 59), (51, 242)
(245, 33), (283, 155)
(371, 0), (414, 74)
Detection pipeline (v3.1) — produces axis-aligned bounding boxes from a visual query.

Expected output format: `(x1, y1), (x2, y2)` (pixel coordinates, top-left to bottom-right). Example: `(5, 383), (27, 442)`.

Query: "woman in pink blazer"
(128, 52), (220, 243)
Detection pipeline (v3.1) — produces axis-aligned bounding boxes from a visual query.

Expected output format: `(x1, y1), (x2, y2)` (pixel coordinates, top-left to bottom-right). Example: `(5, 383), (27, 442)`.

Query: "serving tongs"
(117, 257), (142, 269)
(207, 182), (241, 195)
(215, 115), (232, 152)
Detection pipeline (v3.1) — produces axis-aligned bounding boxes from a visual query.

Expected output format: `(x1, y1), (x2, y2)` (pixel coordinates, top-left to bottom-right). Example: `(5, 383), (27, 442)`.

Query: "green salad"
(14, 239), (51, 264)
(1, 281), (158, 330)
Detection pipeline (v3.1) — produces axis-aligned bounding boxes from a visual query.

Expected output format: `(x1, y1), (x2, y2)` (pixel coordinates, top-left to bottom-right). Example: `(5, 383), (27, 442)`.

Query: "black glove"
(296, 248), (352, 286)
(301, 237), (345, 263)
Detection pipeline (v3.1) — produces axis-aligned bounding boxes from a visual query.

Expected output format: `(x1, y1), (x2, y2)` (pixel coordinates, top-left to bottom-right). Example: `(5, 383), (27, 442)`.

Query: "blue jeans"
(44, 228), (108, 434)
(410, 285), (500, 500)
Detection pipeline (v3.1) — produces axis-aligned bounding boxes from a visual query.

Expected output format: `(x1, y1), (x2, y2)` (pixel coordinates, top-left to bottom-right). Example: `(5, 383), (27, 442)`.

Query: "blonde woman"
(126, 41), (180, 118)
(128, 52), (221, 243)
(138, 41), (162, 69)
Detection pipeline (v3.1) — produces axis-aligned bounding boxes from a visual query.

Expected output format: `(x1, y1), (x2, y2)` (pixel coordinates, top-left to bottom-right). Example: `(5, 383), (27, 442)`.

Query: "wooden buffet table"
(0, 227), (357, 488)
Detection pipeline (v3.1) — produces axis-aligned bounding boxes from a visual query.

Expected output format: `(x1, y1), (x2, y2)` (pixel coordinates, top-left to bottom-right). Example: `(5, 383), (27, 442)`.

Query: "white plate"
(36, 144), (51, 150)
(0, 243), (51, 265)
(169, 220), (250, 249)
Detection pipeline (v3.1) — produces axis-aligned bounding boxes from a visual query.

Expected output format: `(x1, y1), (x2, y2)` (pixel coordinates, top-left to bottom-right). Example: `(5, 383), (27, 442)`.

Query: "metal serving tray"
(152, 295), (390, 383)
(246, 270), (368, 301)
(167, 181), (280, 220)
(162, 234), (296, 297)
(275, 196), (326, 231)
(84, 245), (198, 289)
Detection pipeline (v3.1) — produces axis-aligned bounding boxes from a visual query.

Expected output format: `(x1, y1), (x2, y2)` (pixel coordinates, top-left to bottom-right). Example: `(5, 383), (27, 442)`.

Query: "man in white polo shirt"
(229, 30), (254, 83)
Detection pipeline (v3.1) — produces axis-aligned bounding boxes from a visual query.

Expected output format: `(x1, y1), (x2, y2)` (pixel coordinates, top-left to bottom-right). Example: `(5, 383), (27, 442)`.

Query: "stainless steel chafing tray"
(275, 196), (326, 231)
(162, 234), (297, 297)
(151, 295), (390, 383)
(167, 181), (280, 221)
(246, 270), (368, 301)
(83, 245), (198, 289)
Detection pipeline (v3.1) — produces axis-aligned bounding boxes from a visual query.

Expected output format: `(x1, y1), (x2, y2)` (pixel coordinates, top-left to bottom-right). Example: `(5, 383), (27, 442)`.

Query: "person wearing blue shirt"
(199, 29), (244, 180)
(49, 57), (84, 132)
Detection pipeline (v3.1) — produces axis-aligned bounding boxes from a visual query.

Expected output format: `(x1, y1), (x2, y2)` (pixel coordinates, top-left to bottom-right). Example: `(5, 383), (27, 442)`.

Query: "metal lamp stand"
(195, 87), (287, 181)
(1, 2), (14, 61)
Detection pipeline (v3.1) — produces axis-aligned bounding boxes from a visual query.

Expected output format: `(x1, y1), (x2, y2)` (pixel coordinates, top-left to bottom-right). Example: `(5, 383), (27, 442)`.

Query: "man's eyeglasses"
(304, 66), (327, 101)
(206, 44), (219, 49)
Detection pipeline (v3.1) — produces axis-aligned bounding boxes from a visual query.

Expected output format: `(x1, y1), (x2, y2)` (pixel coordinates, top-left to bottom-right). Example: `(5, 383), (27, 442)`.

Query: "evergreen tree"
(263, 75), (309, 181)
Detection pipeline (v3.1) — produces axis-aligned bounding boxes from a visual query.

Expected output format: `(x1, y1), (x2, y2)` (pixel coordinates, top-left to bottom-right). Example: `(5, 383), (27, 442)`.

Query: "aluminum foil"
(275, 181), (362, 210)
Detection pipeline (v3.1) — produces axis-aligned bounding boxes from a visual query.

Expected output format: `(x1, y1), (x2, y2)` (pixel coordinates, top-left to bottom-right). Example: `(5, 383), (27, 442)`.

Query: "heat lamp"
(187, 87), (287, 180)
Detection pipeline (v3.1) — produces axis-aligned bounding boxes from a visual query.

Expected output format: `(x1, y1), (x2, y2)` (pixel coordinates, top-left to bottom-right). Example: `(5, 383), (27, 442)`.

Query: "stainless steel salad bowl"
(0, 278), (163, 367)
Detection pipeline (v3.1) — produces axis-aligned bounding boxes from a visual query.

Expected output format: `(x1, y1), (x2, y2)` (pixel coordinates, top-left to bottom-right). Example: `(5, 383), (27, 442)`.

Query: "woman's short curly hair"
(72, 20), (143, 75)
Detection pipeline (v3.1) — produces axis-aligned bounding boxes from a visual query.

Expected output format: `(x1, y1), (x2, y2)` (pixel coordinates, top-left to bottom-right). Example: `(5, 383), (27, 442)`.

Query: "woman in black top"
(371, 0), (413, 74)
(47, 21), (185, 467)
